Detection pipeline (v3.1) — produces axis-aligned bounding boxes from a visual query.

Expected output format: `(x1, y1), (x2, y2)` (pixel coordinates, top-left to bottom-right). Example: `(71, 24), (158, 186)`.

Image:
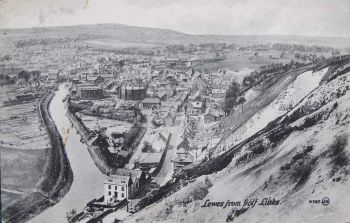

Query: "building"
(156, 91), (168, 101)
(187, 101), (205, 115)
(142, 97), (161, 109)
(104, 175), (130, 204)
(114, 169), (146, 198)
(212, 89), (226, 98)
(204, 108), (224, 123)
(106, 126), (131, 145)
(135, 152), (162, 171)
(77, 86), (104, 99)
(104, 169), (146, 204)
(172, 145), (194, 172)
(119, 83), (147, 100)
(90, 76), (105, 85)
(152, 115), (164, 126)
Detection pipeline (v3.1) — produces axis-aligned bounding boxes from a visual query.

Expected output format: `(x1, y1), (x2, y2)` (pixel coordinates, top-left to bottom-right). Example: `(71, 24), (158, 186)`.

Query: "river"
(31, 85), (105, 223)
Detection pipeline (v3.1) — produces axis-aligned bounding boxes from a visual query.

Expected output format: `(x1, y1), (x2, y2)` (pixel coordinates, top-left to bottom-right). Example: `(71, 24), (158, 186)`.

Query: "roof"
(158, 133), (167, 143)
(107, 126), (131, 136)
(156, 91), (168, 98)
(79, 86), (102, 90)
(164, 112), (175, 121)
(88, 76), (104, 81)
(190, 101), (203, 109)
(212, 89), (226, 94)
(151, 176), (163, 184)
(142, 97), (161, 104)
(206, 108), (222, 118)
(138, 152), (162, 164)
(172, 153), (194, 164)
(105, 175), (130, 185)
(177, 140), (190, 150)
(118, 150), (129, 158)
(113, 168), (144, 182)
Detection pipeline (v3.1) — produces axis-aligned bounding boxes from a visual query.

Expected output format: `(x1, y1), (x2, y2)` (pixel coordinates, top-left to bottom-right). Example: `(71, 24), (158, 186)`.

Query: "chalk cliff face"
(124, 57), (350, 223)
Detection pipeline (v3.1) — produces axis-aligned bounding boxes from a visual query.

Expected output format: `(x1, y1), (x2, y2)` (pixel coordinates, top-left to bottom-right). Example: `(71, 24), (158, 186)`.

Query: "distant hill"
(1, 23), (350, 49)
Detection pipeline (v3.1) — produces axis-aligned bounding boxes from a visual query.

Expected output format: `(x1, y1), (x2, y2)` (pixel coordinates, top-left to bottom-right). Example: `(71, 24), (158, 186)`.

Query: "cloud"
(0, 0), (349, 37)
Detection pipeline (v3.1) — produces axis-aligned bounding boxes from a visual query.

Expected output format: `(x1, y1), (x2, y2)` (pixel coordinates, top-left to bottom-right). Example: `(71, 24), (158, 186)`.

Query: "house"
(152, 115), (164, 126)
(161, 57), (180, 67)
(150, 176), (162, 189)
(172, 140), (197, 171)
(187, 101), (205, 115)
(156, 91), (168, 101)
(172, 149), (194, 172)
(135, 152), (162, 171)
(104, 169), (146, 205)
(77, 86), (104, 99)
(114, 169), (146, 197)
(90, 75), (105, 85)
(104, 175), (130, 204)
(71, 77), (80, 84)
(142, 97), (161, 109)
(212, 89), (226, 98)
(151, 70), (161, 79)
(177, 140), (191, 151)
(106, 127), (129, 145)
(204, 108), (223, 123)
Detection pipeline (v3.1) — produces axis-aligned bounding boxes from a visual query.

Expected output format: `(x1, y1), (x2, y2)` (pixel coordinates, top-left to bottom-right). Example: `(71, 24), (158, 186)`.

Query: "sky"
(0, 0), (349, 37)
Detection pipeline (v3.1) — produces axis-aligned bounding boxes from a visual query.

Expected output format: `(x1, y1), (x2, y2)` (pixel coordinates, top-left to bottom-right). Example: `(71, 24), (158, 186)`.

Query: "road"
(154, 112), (186, 186)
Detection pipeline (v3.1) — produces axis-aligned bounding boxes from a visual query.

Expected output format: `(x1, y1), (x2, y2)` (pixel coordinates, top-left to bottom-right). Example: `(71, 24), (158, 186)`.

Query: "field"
(1, 89), (73, 223)
(0, 146), (48, 207)
(0, 86), (51, 150)
(86, 39), (160, 50)
(79, 113), (133, 132)
(194, 50), (292, 72)
(0, 85), (51, 213)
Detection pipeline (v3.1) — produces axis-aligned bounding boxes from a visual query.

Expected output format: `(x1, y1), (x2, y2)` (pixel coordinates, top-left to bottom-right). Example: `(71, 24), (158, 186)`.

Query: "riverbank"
(86, 126), (146, 175)
(65, 101), (147, 174)
(2, 90), (73, 223)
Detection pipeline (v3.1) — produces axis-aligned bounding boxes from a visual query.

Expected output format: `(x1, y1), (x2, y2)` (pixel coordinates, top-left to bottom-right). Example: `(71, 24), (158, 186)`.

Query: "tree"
(242, 75), (255, 87)
(118, 59), (125, 67)
(224, 81), (240, 115)
(237, 97), (246, 114)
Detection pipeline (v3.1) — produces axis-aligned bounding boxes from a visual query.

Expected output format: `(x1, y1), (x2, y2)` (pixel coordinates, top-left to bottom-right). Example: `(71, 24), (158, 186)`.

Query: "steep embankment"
(2, 91), (73, 223)
(123, 56), (350, 223)
(215, 65), (329, 156)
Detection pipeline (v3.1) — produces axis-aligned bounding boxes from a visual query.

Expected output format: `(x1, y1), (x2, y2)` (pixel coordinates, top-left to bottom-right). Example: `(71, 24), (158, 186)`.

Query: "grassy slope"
(0, 147), (47, 193)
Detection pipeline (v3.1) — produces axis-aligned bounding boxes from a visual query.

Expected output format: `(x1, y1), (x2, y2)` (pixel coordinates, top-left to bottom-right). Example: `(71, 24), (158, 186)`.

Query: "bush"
(236, 153), (249, 164)
(251, 143), (266, 155)
(329, 136), (349, 172)
(291, 157), (317, 188)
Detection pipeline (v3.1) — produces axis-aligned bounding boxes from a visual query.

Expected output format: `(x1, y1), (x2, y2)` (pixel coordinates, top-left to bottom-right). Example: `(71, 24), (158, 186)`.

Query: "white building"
(104, 175), (130, 204)
(211, 89), (227, 98)
(104, 169), (146, 205)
